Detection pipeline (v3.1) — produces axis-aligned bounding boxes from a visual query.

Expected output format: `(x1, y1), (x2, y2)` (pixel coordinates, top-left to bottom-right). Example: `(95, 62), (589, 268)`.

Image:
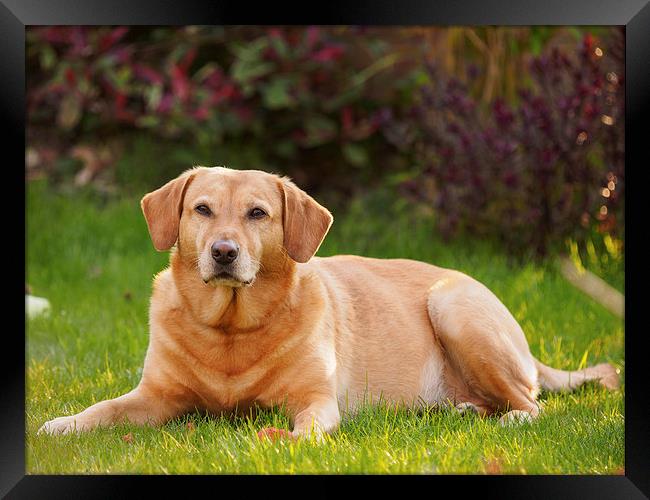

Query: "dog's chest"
(173, 330), (287, 411)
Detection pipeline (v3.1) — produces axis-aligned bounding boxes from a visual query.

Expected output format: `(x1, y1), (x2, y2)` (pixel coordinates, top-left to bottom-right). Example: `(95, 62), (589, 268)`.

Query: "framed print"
(6, 0), (649, 497)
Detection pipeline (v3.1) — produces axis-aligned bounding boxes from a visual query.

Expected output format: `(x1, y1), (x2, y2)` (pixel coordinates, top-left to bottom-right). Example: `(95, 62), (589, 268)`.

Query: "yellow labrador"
(40, 166), (619, 438)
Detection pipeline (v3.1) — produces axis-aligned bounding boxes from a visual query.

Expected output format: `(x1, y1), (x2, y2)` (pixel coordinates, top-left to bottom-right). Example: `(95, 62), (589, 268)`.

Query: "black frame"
(8, 1), (649, 497)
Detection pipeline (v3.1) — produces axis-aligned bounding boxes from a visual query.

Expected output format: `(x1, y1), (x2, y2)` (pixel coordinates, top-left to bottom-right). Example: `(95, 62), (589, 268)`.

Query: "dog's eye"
(249, 208), (267, 219)
(195, 204), (212, 216)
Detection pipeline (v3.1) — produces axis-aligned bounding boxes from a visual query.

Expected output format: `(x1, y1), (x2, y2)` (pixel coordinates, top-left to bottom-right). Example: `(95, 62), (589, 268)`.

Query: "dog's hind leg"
(427, 273), (542, 424)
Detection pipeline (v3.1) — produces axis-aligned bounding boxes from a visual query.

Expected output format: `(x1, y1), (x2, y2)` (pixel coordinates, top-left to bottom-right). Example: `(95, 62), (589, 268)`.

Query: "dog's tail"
(534, 358), (620, 392)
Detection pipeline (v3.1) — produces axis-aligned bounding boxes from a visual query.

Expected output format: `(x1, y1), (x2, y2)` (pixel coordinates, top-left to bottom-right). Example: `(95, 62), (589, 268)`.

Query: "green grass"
(26, 180), (624, 475)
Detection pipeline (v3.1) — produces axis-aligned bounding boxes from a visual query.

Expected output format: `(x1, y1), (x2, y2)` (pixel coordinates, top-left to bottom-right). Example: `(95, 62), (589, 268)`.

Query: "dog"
(39, 166), (620, 438)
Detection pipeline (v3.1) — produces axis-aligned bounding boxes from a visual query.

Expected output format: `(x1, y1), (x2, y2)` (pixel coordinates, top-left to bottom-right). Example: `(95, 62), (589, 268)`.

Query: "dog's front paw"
(38, 415), (85, 435)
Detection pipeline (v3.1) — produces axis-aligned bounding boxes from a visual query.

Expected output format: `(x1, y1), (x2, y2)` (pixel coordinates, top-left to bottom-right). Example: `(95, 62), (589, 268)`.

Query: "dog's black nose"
(211, 240), (239, 265)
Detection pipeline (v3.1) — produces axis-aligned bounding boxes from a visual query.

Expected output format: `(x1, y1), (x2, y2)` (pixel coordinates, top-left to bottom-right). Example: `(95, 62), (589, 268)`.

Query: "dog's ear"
(280, 178), (333, 263)
(141, 170), (196, 251)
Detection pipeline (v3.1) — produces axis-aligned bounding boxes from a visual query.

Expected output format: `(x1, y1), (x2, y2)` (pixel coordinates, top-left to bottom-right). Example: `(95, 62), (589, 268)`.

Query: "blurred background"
(25, 26), (624, 284)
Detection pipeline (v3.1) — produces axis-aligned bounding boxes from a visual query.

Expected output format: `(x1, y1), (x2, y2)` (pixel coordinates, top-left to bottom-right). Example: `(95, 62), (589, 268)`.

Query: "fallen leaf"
(122, 432), (134, 443)
(483, 457), (503, 475)
(256, 427), (294, 441)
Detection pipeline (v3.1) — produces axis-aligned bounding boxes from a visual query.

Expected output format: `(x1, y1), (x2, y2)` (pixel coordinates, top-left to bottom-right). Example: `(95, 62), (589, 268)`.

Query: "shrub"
(26, 27), (624, 261)
(26, 26), (417, 191)
(384, 29), (624, 258)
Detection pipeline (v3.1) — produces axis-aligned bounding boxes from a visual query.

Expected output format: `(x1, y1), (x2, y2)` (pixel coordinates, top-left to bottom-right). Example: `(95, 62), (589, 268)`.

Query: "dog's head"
(141, 167), (333, 287)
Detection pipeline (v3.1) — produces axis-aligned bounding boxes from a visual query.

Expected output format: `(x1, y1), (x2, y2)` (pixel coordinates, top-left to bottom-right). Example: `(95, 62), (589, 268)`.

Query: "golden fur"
(40, 167), (620, 437)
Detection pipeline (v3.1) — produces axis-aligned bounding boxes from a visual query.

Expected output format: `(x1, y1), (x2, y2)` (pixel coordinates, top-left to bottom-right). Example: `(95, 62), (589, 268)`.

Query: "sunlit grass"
(26, 180), (624, 474)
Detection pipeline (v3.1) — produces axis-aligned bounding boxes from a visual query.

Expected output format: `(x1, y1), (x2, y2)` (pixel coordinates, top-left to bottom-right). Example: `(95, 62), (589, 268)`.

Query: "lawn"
(26, 179), (624, 474)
